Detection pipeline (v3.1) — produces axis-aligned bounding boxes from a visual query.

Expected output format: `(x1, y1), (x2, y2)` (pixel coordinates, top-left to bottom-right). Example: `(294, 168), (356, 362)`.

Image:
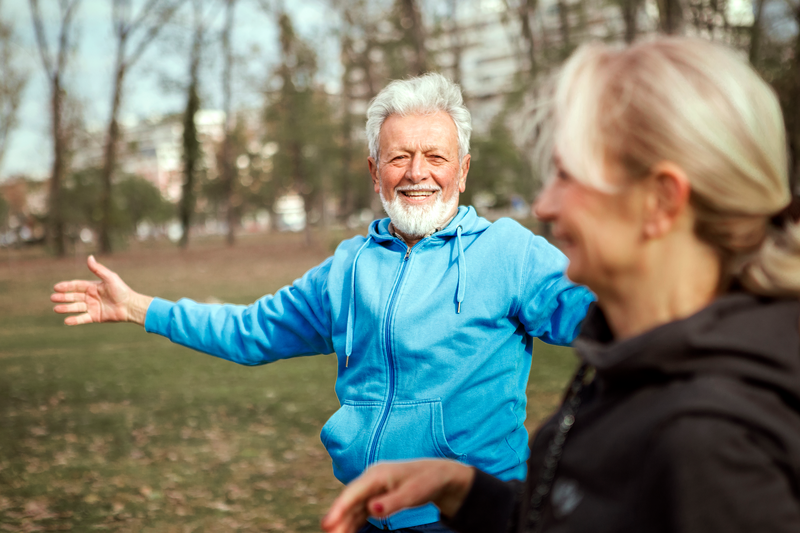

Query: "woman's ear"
(643, 161), (692, 239)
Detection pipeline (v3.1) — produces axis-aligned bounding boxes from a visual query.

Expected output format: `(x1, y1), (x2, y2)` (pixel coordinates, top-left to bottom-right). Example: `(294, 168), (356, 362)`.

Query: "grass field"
(0, 231), (578, 532)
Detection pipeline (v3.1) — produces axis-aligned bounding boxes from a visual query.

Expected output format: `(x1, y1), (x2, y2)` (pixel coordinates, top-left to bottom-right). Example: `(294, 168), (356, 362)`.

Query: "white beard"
(380, 182), (458, 238)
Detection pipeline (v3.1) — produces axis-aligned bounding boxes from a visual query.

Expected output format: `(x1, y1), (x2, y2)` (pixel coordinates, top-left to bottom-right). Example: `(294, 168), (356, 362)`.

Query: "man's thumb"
(87, 255), (113, 281)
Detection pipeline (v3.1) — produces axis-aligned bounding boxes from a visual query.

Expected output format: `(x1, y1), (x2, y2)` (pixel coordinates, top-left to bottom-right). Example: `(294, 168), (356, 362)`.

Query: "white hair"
(366, 72), (472, 163)
(546, 37), (800, 296)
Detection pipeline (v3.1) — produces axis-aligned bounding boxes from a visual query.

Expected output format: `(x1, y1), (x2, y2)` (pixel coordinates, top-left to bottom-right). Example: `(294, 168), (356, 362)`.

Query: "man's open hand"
(50, 255), (153, 326)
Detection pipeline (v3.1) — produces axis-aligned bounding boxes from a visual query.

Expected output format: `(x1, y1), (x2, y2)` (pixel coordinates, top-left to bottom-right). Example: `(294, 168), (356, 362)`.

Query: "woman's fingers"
(322, 474), (388, 532)
(367, 479), (424, 518)
(321, 505), (369, 533)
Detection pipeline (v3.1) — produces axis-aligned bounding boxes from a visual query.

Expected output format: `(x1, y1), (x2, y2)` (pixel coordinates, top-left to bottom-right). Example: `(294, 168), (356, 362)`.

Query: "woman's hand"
(50, 255), (153, 326)
(321, 460), (475, 533)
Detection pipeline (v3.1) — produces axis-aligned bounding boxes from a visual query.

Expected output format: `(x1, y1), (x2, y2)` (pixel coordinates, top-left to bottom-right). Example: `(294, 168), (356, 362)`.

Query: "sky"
(0, 0), (342, 181)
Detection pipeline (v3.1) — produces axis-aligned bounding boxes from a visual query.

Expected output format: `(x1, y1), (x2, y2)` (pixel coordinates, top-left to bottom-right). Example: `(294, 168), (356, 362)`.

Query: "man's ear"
(643, 161), (691, 239)
(459, 154), (471, 193)
(368, 157), (380, 194)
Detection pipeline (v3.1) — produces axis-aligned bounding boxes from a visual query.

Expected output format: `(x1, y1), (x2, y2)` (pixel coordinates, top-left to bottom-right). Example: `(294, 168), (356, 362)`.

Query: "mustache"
(394, 184), (442, 192)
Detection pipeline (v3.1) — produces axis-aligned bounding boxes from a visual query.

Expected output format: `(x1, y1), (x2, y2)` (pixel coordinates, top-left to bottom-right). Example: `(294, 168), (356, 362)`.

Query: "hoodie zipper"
(367, 242), (413, 528)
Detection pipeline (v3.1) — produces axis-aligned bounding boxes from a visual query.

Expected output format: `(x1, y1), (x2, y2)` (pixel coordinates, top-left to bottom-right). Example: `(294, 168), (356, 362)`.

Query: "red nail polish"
(373, 503), (384, 513)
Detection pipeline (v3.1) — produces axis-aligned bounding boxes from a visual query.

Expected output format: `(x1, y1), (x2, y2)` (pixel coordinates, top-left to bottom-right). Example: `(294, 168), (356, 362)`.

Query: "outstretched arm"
(51, 255), (153, 326)
(321, 460), (475, 533)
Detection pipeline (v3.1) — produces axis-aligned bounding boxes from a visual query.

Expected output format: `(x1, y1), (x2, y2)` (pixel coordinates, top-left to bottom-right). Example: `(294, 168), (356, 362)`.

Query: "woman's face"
(534, 156), (649, 294)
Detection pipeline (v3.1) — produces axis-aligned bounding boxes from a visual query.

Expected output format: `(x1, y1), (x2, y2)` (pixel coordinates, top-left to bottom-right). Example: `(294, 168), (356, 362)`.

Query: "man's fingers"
(64, 313), (93, 326)
(54, 302), (88, 315)
(53, 280), (97, 293)
(51, 292), (87, 303)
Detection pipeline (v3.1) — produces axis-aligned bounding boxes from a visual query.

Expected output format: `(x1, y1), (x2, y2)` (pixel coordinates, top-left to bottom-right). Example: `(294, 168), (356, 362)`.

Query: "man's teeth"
(402, 191), (435, 197)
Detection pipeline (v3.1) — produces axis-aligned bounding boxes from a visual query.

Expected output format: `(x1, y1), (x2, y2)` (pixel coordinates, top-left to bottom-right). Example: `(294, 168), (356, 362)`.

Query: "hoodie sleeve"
(143, 257), (335, 365)
(517, 233), (595, 346)
(441, 469), (523, 533)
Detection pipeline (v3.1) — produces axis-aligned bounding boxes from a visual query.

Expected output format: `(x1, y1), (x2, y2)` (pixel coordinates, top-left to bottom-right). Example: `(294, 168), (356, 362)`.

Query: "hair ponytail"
(741, 214), (800, 297)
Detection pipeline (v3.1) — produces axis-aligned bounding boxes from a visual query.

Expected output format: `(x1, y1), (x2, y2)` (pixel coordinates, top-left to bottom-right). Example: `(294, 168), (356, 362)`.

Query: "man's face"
(368, 111), (470, 238)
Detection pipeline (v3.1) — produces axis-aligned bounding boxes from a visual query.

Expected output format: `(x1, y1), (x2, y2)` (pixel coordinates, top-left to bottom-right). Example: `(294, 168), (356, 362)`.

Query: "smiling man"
(51, 73), (594, 533)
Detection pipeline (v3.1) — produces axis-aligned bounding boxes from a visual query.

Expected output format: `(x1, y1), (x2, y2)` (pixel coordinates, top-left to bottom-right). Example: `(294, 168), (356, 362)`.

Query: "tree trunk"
(791, 7), (800, 190)
(222, 0), (237, 246)
(557, 0), (571, 58)
(400, 0), (427, 75)
(99, 61), (125, 255)
(339, 32), (356, 220)
(620, 0), (639, 43)
(179, 71), (201, 249)
(48, 75), (65, 256)
(518, 0), (539, 79)
(658, 0), (684, 34)
(749, 0), (765, 65)
(447, 0), (464, 84)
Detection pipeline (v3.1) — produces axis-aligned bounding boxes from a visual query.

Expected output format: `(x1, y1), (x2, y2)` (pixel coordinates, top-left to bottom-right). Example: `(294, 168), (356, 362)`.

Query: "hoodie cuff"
(143, 297), (174, 335)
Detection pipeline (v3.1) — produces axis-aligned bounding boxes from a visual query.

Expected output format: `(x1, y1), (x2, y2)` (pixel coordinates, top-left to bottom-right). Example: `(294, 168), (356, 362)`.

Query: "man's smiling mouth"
(401, 190), (436, 198)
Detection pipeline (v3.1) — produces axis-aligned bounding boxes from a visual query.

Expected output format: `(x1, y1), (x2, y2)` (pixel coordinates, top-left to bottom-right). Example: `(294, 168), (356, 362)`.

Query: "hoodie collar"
(575, 293), (800, 402)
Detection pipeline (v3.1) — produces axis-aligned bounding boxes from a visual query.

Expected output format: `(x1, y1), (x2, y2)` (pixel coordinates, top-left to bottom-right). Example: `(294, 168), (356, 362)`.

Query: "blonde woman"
(322, 36), (800, 533)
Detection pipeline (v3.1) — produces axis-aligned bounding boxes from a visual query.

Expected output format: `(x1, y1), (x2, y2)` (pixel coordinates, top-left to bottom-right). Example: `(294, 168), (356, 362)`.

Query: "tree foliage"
(60, 168), (172, 247)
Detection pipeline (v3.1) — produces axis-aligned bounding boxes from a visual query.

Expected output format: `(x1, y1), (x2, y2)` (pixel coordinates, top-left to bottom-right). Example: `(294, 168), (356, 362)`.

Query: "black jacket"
(446, 293), (800, 533)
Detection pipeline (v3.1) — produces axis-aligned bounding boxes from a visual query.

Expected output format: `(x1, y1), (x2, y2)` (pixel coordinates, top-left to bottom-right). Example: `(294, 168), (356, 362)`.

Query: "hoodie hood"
(575, 292), (800, 409)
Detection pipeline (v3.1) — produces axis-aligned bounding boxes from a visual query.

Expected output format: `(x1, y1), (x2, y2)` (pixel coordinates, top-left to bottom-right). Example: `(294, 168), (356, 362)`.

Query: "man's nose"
(406, 153), (427, 183)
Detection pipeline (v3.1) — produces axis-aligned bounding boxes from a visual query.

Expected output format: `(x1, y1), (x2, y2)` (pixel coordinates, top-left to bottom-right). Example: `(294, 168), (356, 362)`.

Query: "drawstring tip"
(457, 302), (461, 314)
(345, 356), (349, 368)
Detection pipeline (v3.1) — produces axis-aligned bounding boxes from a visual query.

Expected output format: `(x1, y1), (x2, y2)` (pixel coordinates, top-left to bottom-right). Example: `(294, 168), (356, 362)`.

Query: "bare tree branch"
(29, 0), (54, 77)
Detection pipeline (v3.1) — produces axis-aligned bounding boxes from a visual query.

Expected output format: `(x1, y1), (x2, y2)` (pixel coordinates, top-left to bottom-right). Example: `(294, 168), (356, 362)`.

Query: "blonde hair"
(547, 36), (800, 296)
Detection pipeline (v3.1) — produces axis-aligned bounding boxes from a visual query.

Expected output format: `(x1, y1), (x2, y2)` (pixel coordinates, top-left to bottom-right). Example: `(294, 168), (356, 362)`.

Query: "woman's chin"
(565, 263), (588, 287)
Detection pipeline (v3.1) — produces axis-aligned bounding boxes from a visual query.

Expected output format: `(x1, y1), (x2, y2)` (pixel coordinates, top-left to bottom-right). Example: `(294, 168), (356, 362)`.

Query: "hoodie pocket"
(320, 400), (382, 485)
(376, 399), (467, 463)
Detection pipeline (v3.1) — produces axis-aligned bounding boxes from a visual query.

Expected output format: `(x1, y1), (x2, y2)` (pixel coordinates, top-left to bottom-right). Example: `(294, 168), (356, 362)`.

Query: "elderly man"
(51, 73), (594, 532)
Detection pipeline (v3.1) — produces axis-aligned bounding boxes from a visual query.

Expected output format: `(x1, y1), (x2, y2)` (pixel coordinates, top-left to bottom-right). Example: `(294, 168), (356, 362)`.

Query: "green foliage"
(466, 116), (536, 209)
(116, 174), (174, 229)
(60, 168), (173, 242)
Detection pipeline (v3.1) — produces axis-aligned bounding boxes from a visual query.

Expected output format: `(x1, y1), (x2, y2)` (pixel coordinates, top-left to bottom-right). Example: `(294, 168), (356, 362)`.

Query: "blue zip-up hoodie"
(144, 206), (594, 529)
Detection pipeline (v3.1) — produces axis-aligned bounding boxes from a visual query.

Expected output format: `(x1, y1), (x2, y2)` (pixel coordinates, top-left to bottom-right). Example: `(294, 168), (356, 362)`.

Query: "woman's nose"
(533, 181), (558, 222)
